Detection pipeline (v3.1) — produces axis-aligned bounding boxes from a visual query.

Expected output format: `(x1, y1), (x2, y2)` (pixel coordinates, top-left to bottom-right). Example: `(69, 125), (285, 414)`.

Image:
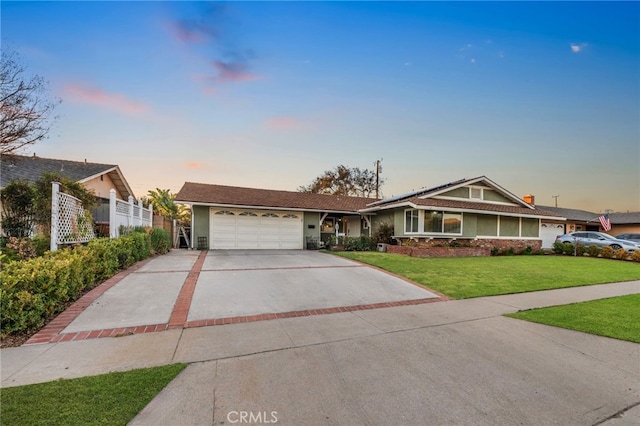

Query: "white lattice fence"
(51, 182), (95, 251)
(109, 189), (153, 238)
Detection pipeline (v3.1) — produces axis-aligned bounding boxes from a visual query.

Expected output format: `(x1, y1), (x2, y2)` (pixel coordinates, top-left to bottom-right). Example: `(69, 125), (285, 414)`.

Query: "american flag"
(598, 214), (611, 232)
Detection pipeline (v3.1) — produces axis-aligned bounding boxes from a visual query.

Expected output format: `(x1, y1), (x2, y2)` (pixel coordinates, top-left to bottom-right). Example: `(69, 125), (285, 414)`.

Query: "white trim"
(433, 195), (520, 207)
(179, 201), (358, 215)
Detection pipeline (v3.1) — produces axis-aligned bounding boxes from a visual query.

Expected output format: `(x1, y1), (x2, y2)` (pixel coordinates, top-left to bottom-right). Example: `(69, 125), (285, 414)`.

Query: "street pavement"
(1, 250), (638, 425)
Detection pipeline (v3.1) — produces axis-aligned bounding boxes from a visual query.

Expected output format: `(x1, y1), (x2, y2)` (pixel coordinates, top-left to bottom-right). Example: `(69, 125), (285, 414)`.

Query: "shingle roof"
(537, 206), (602, 222)
(1, 154), (134, 199)
(608, 212), (640, 224)
(1, 154), (116, 186)
(176, 182), (377, 213)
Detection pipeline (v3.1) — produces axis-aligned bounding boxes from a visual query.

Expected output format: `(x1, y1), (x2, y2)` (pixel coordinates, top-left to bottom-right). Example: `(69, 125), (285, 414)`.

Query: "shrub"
(631, 250), (640, 262)
(501, 247), (516, 256)
(372, 222), (394, 245)
(587, 244), (600, 257)
(5, 237), (37, 261)
(150, 228), (171, 254)
(562, 243), (575, 256)
(552, 241), (565, 254)
(600, 246), (614, 258)
(519, 246), (533, 255)
(1, 233), (156, 337)
(614, 248), (629, 260)
(491, 247), (500, 256)
(575, 243), (586, 257)
(344, 235), (373, 251)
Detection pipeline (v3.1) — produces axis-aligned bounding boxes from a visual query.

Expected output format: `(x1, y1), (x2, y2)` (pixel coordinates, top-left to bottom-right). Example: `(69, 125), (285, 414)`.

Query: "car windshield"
(600, 234), (616, 240)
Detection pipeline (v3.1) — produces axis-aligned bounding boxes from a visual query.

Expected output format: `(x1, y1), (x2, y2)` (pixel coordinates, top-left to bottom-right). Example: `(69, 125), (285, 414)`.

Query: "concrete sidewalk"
(2, 278), (639, 425)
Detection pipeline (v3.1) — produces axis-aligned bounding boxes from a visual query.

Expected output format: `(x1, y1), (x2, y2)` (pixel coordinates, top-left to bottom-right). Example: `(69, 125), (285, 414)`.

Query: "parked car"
(615, 233), (640, 243)
(555, 232), (640, 252)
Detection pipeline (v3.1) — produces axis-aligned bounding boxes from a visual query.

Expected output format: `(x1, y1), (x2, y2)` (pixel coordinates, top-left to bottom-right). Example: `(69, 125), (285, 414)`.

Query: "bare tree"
(1, 49), (60, 154)
(298, 165), (384, 198)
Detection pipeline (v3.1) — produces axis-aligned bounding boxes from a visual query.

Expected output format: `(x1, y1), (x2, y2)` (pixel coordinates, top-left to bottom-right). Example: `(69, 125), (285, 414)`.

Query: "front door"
(343, 215), (361, 237)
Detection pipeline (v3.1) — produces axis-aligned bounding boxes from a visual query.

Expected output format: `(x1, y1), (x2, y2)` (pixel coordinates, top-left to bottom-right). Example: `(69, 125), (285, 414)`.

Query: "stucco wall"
(83, 174), (123, 199)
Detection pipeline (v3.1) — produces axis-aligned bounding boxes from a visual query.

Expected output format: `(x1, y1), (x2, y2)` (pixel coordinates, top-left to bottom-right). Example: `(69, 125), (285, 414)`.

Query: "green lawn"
(333, 252), (640, 299)
(1, 364), (187, 426)
(506, 294), (640, 343)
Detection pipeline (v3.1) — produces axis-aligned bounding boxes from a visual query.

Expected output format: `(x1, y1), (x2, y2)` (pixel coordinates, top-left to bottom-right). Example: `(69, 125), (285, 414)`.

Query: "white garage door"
(540, 222), (565, 249)
(210, 208), (303, 249)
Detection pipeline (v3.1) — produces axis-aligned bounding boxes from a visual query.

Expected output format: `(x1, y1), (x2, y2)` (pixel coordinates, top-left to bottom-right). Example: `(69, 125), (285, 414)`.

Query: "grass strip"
(1, 363), (187, 426)
(333, 252), (640, 299)
(506, 294), (640, 343)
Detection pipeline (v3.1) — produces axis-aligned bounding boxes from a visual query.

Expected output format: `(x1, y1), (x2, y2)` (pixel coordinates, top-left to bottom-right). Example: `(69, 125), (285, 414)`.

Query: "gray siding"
(303, 212), (320, 241)
(193, 205), (210, 249)
(483, 190), (513, 203)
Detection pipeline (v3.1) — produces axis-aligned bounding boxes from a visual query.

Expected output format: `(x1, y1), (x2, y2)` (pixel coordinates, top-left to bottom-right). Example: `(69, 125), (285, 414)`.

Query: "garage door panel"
(210, 208), (303, 249)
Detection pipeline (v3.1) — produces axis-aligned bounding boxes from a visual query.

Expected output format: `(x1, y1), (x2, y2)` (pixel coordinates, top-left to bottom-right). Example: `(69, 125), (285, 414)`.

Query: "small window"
(262, 213), (279, 218)
(239, 211), (257, 216)
(405, 210), (419, 233)
(215, 210), (235, 215)
(470, 187), (482, 200)
(282, 214), (298, 219)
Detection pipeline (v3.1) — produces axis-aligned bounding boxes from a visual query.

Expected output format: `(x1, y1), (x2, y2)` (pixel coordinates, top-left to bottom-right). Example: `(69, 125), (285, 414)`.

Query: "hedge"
(0, 229), (171, 337)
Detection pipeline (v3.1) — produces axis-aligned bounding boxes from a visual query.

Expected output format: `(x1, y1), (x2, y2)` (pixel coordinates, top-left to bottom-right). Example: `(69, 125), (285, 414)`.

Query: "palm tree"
(145, 189), (190, 223)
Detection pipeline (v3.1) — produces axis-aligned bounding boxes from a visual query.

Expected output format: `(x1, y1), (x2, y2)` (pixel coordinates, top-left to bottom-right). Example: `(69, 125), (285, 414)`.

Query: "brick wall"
(386, 238), (542, 258)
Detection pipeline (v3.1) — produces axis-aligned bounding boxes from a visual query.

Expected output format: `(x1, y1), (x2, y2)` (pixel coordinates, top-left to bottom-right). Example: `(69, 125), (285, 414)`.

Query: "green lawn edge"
(1, 363), (187, 426)
(505, 294), (640, 343)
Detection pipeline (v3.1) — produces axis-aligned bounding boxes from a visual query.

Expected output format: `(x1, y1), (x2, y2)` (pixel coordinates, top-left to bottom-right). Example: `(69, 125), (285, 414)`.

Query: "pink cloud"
(266, 116), (299, 130)
(164, 20), (217, 44)
(213, 60), (259, 82)
(184, 161), (204, 169)
(63, 84), (148, 114)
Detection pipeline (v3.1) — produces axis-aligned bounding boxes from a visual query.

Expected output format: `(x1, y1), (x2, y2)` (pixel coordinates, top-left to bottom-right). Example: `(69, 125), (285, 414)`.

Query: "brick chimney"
(523, 194), (535, 206)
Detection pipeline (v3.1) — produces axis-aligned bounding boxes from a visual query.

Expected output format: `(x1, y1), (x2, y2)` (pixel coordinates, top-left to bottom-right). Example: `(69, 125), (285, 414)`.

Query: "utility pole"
(552, 195), (559, 207)
(375, 158), (383, 199)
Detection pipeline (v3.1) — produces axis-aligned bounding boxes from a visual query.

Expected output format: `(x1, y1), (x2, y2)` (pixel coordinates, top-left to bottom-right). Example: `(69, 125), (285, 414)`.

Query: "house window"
(239, 211), (257, 216)
(443, 213), (462, 233)
(423, 211), (443, 233)
(282, 214), (299, 219)
(405, 210), (419, 233)
(262, 213), (279, 218)
(215, 210), (235, 215)
(470, 187), (482, 200)
(421, 211), (463, 234)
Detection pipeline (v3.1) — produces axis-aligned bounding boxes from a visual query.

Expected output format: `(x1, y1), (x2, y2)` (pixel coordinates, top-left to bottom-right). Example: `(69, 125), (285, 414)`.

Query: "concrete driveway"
(189, 250), (439, 321)
(45, 250), (441, 339)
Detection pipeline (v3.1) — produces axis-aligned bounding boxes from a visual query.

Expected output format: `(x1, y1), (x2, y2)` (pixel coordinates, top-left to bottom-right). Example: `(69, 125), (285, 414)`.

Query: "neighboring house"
(535, 206), (640, 248)
(535, 206), (601, 249)
(607, 212), (640, 236)
(176, 176), (565, 251)
(0, 153), (136, 233)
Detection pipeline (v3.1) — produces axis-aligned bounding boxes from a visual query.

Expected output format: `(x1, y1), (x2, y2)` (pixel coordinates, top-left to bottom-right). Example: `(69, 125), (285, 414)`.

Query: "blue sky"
(3, 1), (639, 212)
